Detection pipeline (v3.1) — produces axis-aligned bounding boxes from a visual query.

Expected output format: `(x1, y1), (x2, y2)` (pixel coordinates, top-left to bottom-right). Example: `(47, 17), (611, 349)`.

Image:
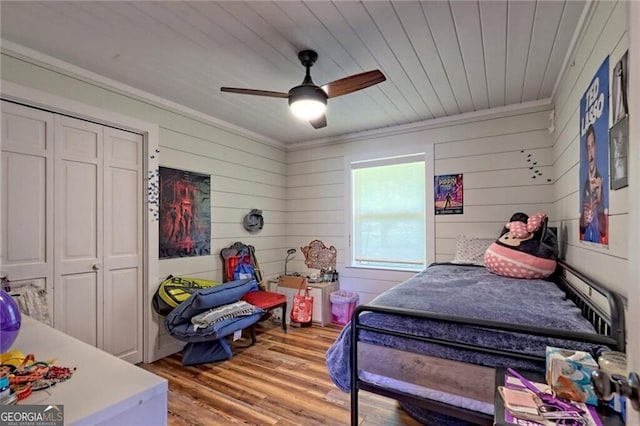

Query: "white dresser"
(268, 278), (339, 326)
(10, 316), (168, 425)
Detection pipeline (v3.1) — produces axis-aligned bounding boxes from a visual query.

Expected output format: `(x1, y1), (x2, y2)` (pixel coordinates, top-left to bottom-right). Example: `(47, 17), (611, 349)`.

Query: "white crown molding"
(288, 98), (554, 151)
(0, 39), (285, 150)
(551, 0), (597, 100)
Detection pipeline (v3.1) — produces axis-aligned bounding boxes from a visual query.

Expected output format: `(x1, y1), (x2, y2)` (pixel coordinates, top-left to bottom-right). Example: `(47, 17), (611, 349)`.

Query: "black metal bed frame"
(349, 260), (627, 425)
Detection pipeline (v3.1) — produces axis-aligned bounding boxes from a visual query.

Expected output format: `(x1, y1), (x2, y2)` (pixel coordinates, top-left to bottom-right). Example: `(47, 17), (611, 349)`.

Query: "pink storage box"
(330, 290), (359, 325)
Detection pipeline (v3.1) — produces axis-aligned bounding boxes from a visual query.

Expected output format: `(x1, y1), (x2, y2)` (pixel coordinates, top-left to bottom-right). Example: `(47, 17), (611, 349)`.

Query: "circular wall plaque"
(243, 209), (264, 234)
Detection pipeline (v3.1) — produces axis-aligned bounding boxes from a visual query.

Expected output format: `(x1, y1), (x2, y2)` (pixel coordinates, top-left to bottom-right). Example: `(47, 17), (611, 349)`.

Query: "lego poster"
(434, 174), (463, 215)
(159, 167), (211, 258)
(579, 57), (609, 246)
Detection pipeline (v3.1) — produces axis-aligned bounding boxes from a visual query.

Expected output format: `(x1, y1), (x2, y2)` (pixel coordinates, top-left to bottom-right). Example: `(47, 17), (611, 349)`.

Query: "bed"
(326, 260), (626, 425)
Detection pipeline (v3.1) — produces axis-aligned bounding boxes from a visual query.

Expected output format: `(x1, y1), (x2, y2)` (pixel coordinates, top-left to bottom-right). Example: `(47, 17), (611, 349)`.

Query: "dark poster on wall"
(434, 174), (463, 215)
(159, 167), (211, 259)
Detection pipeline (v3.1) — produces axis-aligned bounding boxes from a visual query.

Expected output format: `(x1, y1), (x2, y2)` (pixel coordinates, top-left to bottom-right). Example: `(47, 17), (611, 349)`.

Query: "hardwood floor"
(139, 321), (422, 425)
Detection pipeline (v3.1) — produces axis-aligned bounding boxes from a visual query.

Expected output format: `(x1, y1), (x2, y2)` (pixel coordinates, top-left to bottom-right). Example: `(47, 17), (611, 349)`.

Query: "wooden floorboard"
(139, 321), (423, 425)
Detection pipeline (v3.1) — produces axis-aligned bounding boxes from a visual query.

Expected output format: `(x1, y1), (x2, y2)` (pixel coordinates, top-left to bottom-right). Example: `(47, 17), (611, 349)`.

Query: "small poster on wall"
(610, 116), (628, 190)
(579, 56), (609, 247)
(611, 51), (628, 125)
(159, 167), (211, 259)
(434, 174), (463, 215)
(610, 50), (629, 191)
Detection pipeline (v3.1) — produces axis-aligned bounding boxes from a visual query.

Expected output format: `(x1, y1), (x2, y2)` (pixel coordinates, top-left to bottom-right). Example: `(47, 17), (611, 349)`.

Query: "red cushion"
(241, 291), (286, 309)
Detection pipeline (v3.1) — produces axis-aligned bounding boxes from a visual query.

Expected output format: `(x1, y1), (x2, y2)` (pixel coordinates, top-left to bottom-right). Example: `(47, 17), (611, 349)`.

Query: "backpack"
(152, 275), (220, 316)
(233, 250), (255, 281)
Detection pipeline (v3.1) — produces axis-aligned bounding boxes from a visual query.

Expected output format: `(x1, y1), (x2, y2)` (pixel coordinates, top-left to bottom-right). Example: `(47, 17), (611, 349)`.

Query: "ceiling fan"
(220, 50), (386, 129)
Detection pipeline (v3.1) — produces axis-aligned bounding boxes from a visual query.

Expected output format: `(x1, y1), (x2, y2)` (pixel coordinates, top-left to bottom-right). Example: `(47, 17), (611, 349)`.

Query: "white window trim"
(344, 146), (435, 272)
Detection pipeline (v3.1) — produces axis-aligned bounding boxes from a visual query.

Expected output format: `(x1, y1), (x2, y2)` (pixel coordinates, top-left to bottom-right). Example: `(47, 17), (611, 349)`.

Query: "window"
(350, 155), (426, 271)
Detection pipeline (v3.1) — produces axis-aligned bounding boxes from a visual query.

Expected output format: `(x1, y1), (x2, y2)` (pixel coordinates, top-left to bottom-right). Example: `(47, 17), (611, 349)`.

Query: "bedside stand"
(267, 278), (339, 326)
(494, 367), (624, 426)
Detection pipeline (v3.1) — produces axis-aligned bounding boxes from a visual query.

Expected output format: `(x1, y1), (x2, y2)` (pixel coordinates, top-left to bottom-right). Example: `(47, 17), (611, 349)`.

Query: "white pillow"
(452, 235), (495, 266)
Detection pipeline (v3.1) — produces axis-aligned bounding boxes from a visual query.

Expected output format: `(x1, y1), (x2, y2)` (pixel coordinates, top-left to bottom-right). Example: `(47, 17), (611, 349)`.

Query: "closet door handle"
(92, 264), (102, 271)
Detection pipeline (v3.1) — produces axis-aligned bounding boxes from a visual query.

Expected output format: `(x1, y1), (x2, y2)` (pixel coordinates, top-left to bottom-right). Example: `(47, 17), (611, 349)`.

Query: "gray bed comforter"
(326, 263), (604, 392)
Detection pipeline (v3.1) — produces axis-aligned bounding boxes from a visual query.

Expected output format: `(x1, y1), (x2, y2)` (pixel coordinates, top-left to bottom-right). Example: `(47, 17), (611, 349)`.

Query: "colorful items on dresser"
(484, 212), (559, 279)
(0, 351), (75, 404)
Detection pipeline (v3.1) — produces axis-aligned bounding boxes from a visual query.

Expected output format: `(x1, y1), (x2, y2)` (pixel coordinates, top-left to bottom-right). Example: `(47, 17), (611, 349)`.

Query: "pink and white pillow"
(451, 235), (495, 266)
(484, 243), (557, 279)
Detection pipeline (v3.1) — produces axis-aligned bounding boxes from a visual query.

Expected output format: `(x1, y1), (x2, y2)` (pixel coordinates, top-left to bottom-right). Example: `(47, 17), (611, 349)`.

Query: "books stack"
(498, 375), (602, 426)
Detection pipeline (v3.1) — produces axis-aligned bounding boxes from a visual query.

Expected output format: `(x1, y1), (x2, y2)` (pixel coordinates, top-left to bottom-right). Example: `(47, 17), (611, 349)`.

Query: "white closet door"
(54, 116), (104, 348)
(1, 101), (54, 316)
(3, 103), (144, 363)
(103, 127), (143, 364)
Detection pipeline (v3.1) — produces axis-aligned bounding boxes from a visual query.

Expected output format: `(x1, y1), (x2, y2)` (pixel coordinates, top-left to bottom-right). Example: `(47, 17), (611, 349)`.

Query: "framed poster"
(579, 57), (609, 246)
(434, 174), (463, 215)
(611, 51), (628, 126)
(610, 115), (628, 190)
(159, 167), (211, 259)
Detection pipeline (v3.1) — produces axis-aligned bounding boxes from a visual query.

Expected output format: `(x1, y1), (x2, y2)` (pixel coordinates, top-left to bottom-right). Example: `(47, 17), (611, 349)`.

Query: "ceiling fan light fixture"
(290, 98), (326, 120)
(221, 49), (385, 129)
(288, 85), (327, 120)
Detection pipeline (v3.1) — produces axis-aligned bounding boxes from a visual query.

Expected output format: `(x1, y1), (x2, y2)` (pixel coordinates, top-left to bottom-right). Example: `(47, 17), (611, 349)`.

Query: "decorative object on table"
(243, 209), (264, 234)
(434, 174), (463, 215)
(0, 375), (11, 399)
(284, 248), (296, 276)
(290, 277), (312, 326)
(609, 115), (628, 190)
(0, 289), (21, 353)
(7, 354), (49, 386)
(322, 268), (338, 282)
(0, 352), (76, 401)
(300, 240), (337, 271)
(546, 347), (598, 405)
(159, 166), (211, 259)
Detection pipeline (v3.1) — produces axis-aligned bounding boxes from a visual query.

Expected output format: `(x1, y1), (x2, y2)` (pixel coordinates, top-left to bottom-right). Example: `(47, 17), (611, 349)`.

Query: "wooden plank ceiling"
(0, 1), (585, 145)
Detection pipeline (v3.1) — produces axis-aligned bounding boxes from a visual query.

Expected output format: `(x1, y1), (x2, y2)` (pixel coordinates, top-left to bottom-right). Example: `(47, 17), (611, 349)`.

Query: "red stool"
(241, 290), (287, 342)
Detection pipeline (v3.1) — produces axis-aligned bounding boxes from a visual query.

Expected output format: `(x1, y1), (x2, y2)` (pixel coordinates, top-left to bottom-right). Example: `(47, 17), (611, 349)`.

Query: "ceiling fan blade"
(323, 70), (386, 98)
(220, 87), (289, 99)
(310, 114), (327, 129)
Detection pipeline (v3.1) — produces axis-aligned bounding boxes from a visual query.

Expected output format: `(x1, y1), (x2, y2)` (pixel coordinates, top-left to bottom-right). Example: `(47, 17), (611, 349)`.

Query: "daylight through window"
(351, 156), (426, 271)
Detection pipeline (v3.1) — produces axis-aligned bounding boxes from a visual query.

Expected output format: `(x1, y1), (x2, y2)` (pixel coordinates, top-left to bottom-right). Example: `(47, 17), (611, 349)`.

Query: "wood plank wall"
(551, 1), (629, 297)
(1, 52), (289, 359)
(287, 104), (553, 304)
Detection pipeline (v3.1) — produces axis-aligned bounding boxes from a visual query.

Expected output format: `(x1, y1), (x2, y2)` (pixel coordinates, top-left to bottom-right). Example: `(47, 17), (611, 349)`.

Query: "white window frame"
(345, 149), (435, 272)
